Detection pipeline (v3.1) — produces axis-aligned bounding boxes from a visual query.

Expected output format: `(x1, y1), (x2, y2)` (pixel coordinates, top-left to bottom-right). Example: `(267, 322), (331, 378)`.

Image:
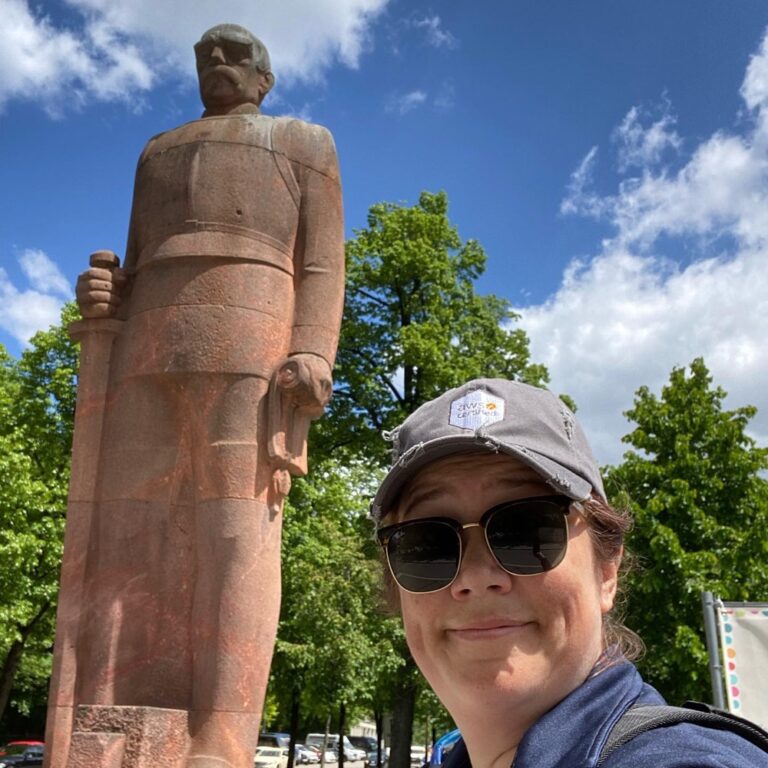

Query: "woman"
(370, 378), (767, 768)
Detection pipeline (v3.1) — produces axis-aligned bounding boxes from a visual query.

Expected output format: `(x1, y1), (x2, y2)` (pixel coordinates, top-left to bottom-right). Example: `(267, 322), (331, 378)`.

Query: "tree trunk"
(287, 685), (301, 768)
(388, 660), (417, 768)
(319, 713), (331, 768)
(0, 601), (51, 722)
(338, 701), (346, 768)
(374, 707), (384, 768)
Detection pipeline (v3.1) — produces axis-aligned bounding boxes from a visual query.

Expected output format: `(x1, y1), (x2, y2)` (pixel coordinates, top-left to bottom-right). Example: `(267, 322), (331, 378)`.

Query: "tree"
(0, 303), (79, 726)
(267, 459), (402, 767)
(604, 357), (768, 705)
(313, 190), (548, 767)
(317, 190), (548, 464)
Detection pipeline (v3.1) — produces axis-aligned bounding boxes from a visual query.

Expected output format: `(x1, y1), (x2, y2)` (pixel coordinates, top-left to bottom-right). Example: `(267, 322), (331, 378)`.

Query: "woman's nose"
(449, 526), (513, 598)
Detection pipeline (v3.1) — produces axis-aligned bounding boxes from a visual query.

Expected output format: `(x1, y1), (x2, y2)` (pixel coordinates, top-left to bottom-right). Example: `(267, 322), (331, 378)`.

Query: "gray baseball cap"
(370, 378), (605, 522)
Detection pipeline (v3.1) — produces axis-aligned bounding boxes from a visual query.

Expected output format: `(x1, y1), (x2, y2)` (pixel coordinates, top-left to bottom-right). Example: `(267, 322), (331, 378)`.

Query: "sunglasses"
(377, 495), (572, 593)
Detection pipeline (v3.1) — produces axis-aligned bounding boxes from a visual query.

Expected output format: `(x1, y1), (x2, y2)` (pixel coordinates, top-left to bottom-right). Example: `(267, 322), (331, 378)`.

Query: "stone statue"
(45, 23), (344, 768)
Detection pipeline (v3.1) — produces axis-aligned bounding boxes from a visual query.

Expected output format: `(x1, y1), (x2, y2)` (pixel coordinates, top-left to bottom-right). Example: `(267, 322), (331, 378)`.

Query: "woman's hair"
(377, 489), (645, 661)
(578, 495), (645, 661)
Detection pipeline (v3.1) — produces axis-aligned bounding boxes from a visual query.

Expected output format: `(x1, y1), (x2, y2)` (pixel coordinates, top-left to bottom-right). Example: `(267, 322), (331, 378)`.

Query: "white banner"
(718, 603), (768, 729)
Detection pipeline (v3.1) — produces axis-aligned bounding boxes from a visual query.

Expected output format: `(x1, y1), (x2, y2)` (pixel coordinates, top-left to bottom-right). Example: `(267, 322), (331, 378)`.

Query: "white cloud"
(613, 103), (681, 172)
(385, 83), (455, 115)
(0, 0), (389, 112)
(386, 89), (427, 115)
(0, 251), (71, 345)
(560, 145), (603, 216)
(410, 15), (456, 49)
(0, 0), (154, 115)
(520, 28), (768, 466)
(742, 30), (768, 115)
(19, 249), (73, 297)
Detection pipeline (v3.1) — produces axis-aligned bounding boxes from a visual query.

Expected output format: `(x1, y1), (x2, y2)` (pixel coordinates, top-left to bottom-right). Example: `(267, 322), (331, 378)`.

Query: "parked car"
(410, 746), (427, 767)
(348, 737), (377, 755)
(0, 743), (44, 767)
(259, 733), (292, 749)
(305, 734), (363, 763)
(344, 746), (367, 762)
(254, 746), (289, 768)
(295, 744), (319, 764)
(303, 745), (337, 764)
(0, 744), (43, 759)
(366, 747), (389, 768)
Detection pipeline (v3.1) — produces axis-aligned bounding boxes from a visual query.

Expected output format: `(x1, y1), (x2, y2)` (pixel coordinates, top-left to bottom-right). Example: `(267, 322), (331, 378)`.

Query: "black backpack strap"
(597, 702), (768, 766)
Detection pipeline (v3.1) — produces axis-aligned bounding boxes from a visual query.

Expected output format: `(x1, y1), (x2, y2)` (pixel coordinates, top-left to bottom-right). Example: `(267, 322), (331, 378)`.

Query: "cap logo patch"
(449, 390), (505, 430)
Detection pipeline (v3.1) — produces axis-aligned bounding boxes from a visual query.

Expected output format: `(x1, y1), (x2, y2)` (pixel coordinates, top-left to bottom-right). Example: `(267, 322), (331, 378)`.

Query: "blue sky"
(2, 0), (768, 464)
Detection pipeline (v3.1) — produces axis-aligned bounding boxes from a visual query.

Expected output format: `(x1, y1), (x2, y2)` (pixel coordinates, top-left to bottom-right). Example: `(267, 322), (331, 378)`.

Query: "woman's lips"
(447, 619), (533, 640)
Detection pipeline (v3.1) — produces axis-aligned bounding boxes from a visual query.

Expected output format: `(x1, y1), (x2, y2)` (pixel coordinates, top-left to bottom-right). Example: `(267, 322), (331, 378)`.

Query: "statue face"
(195, 31), (272, 110)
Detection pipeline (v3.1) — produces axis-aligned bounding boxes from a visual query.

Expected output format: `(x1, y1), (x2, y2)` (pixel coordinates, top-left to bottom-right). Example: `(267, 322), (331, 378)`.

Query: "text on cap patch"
(449, 389), (505, 430)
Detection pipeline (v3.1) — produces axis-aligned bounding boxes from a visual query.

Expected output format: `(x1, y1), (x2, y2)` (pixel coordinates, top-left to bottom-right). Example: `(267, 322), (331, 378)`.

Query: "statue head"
(194, 23), (275, 113)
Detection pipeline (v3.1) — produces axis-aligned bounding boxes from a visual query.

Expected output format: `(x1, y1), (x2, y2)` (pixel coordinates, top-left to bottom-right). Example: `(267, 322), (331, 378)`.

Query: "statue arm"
(264, 123), (345, 497)
(289, 124), (345, 370)
(122, 139), (156, 277)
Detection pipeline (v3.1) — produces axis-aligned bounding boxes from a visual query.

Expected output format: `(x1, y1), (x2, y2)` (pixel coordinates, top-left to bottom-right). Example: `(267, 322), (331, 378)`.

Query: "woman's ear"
(599, 545), (621, 614)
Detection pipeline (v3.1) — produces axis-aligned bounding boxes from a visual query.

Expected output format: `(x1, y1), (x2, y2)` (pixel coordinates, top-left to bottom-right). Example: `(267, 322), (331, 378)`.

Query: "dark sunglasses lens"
(387, 521), (460, 592)
(487, 500), (568, 575)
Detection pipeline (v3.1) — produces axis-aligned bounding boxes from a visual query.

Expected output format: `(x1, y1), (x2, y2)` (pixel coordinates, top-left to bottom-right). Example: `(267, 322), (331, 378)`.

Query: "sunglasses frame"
(377, 495), (574, 594)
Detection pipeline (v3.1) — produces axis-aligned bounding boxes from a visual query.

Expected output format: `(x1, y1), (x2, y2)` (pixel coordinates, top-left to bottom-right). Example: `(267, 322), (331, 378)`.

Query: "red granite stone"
(45, 23), (344, 768)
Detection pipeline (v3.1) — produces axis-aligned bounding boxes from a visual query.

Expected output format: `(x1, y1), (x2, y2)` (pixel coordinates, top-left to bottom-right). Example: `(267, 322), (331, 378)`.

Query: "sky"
(2, 0), (768, 466)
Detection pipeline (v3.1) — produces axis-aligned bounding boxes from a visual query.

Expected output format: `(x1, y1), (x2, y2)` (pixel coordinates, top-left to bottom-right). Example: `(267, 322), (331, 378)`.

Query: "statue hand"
(275, 354), (333, 417)
(75, 251), (126, 319)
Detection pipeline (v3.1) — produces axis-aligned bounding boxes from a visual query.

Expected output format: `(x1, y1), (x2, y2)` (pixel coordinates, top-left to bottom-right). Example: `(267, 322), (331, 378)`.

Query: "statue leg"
(186, 374), (280, 768)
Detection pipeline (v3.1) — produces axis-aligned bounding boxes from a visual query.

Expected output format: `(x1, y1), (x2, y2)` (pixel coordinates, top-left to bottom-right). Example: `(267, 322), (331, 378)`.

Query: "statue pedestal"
(66, 705), (189, 768)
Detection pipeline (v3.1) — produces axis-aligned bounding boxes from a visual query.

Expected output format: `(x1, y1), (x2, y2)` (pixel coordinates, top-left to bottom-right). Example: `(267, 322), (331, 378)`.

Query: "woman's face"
(390, 452), (619, 726)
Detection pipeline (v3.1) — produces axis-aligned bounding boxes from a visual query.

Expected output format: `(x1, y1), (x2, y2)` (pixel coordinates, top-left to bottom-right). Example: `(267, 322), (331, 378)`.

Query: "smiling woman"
(370, 378), (768, 768)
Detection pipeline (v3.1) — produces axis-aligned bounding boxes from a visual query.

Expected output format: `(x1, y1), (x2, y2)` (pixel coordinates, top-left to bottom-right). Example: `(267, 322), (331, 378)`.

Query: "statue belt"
(137, 222), (295, 276)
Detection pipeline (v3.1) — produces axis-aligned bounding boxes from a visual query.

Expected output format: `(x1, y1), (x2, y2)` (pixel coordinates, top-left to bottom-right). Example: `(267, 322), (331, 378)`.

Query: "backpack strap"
(597, 701), (768, 766)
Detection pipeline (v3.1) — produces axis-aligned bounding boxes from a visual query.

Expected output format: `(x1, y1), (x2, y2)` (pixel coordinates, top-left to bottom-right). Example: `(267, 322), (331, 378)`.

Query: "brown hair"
(578, 496), (645, 661)
(377, 492), (645, 661)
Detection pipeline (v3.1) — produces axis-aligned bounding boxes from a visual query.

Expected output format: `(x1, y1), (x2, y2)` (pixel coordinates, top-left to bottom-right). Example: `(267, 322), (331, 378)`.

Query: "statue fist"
(276, 354), (333, 416)
(75, 251), (126, 319)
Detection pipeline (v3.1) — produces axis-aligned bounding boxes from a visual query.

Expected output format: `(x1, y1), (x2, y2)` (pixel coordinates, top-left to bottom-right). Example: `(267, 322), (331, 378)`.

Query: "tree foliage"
(318, 190), (548, 464)
(0, 303), (79, 724)
(268, 460), (401, 730)
(604, 357), (768, 704)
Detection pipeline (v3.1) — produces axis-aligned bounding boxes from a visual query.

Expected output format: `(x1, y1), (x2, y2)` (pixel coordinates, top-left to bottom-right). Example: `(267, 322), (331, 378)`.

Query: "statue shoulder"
(136, 121), (191, 165)
(271, 117), (339, 180)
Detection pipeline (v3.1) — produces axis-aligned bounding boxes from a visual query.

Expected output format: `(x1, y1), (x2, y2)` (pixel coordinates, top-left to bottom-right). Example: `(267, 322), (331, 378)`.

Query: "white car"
(410, 746), (427, 766)
(296, 744), (320, 764)
(255, 747), (290, 768)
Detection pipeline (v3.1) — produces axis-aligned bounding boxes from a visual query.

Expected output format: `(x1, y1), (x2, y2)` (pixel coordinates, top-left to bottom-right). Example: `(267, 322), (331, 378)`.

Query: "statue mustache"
(202, 65), (243, 87)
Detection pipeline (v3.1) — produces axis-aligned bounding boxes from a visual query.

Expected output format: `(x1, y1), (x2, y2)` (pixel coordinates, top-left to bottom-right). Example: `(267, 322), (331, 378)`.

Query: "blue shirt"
(442, 661), (768, 768)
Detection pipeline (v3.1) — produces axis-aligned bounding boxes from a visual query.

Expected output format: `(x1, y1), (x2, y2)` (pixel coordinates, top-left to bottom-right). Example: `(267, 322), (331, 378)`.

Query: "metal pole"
(701, 590), (726, 709)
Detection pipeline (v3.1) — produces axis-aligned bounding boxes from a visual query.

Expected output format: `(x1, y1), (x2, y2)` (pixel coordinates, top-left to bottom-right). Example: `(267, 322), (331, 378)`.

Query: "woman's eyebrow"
(399, 487), (449, 519)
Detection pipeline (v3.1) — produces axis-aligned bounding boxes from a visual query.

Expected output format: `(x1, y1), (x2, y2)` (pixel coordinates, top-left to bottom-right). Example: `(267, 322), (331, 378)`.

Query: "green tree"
(313, 190), (548, 768)
(318, 190), (547, 464)
(267, 459), (402, 765)
(604, 357), (768, 704)
(0, 303), (79, 724)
